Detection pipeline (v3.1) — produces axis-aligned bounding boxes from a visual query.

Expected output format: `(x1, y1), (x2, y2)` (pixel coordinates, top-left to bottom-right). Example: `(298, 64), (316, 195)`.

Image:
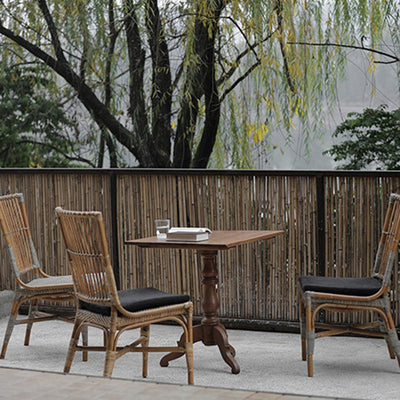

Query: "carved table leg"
(160, 250), (240, 373)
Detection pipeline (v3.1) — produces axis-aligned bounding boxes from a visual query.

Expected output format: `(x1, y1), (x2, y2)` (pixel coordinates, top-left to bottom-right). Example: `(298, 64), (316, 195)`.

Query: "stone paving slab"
(0, 368), (345, 400)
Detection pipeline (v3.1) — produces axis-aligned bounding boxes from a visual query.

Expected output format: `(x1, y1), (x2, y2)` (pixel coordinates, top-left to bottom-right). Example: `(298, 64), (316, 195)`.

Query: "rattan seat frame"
(56, 207), (194, 384)
(299, 193), (400, 376)
(0, 193), (87, 359)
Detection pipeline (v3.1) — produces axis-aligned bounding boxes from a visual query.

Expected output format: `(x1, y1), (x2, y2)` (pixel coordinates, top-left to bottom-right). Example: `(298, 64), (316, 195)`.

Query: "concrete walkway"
(1, 316), (400, 400)
(0, 367), (344, 400)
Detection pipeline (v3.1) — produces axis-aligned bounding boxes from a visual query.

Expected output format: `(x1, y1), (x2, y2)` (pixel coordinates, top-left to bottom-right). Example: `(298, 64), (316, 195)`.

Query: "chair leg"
(305, 303), (315, 377)
(141, 326), (150, 378)
(185, 340), (194, 385)
(384, 312), (400, 367)
(24, 300), (38, 346)
(103, 330), (117, 377)
(0, 297), (20, 359)
(299, 298), (306, 361)
(81, 326), (88, 362)
(307, 354), (314, 377)
(378, 298), (400, 366)
(186, 307), (194, 385)
(377, 313), (395, 359)
(103, 331), (107, 346)
(386, 342), (396, 359)
(386, 328), (400, 367)
(64, 320), (81, 373)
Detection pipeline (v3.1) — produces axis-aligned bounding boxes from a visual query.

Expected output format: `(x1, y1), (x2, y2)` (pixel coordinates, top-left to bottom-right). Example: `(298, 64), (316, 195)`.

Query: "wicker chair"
(299, 193), (400, 376)
(55, 207), (194, 384)
(0, 193), (84, 359)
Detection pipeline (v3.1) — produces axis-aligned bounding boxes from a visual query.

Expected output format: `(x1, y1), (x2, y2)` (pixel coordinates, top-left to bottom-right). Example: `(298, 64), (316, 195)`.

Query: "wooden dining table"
(126, 230), (284, 374)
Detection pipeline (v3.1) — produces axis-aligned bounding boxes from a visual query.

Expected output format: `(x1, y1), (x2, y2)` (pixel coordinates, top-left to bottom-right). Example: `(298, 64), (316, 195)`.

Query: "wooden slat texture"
(324, 175), (400, 326)
(0, 172), (111, 290)
(0, 170), (400, 328)
(118, 173), (315, 322)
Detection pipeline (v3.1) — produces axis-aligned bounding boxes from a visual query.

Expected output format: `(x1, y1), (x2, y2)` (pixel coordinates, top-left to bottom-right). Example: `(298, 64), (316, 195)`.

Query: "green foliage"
(0, 66), (79, 167)
(324, 105), (400, 170)
(0, 0), (398, 168)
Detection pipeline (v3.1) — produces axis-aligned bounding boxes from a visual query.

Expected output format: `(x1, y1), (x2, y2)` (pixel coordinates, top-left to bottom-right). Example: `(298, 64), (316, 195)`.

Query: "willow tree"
(0, 0), (396, 168)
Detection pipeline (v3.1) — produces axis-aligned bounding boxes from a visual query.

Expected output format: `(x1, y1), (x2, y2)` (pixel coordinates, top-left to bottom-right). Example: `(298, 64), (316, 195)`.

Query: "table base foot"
(160, 323), (240, 374)
(213, 324), (240, 374)
(160, 325), (203, 367)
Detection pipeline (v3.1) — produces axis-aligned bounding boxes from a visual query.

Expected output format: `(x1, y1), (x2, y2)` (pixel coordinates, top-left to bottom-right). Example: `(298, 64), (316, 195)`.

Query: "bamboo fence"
(0, 169), (399, 328)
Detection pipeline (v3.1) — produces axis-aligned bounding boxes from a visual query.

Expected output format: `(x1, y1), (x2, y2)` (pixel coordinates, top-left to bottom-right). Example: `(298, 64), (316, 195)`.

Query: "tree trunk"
(146, 0), (173, 167)
(172, 0), (224, 168)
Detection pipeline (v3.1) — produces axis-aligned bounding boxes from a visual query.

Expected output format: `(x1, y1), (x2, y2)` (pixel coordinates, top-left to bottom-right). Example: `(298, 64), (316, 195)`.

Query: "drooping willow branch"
(275, 0), (294, 92)
(217, 30), (275, 87)
(288, 41), (400, 64)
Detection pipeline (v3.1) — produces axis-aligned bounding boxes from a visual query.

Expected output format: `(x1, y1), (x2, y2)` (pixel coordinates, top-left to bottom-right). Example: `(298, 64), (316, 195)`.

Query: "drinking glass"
(155, 219), (170, 239)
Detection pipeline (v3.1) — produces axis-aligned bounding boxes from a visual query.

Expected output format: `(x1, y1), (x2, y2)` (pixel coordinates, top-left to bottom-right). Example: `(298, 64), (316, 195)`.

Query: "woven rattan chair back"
(0, 193), (82, 360)
(372, 193), (400, 285)
(55, 209), (118, 308)
(299, 193), (400, 377)
(0, 194), (39, 281)
(56, 207), (194, 384)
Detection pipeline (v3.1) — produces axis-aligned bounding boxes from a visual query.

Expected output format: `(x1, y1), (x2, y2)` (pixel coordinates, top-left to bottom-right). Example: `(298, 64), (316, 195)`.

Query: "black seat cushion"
(81, 287), (190, 316)
(299, 276), (382, 296)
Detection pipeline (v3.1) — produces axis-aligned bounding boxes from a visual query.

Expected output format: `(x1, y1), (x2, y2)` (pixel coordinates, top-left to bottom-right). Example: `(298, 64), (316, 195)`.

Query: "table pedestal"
(160, 250), (240, 374)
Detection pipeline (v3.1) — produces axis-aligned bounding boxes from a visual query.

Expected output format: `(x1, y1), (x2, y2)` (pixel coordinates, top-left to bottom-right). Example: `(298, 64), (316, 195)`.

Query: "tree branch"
(0, 22), (141, 161)
(220, 15), (260, 61)
(219, 60), (261, 102)
(217, 30), (275, 87)
(275, 0), (295, 92)
(288, 41), (400, 63)
(16, 138), (95, 167)
(37, 0), (67, 63)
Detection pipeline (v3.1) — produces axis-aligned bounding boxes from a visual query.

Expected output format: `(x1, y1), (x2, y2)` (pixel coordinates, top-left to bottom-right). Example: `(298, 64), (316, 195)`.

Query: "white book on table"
(166, 227), (211, 241)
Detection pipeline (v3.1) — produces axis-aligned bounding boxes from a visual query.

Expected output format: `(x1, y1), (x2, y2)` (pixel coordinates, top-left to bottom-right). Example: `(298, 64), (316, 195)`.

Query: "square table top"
(125, 230), (285, 251)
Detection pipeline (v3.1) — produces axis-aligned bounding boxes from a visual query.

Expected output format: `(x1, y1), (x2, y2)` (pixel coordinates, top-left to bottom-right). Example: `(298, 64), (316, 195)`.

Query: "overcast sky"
(263, 48), (400, 170)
